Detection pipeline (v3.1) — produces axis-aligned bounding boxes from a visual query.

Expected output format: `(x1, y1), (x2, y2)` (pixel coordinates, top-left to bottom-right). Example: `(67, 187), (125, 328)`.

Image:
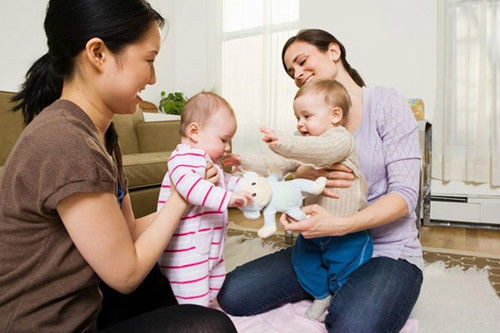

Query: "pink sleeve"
(224, 173), (241, 192)
(168, 151), (231, 211)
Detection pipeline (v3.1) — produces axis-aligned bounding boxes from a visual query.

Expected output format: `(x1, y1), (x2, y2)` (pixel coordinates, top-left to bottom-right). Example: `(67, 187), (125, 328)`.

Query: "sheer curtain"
(433, 0), (500, 186)
(220, 0), (300, 154)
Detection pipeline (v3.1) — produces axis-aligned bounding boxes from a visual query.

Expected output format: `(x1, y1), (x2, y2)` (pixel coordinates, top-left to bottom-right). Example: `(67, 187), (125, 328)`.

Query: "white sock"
(306, 294), (332, 322)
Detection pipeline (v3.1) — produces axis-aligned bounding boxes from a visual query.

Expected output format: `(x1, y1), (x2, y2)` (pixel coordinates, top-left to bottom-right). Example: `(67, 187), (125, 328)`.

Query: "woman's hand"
(295, 163), (355, 198)
(205, 162), (220, 184)
(279, 204), (350, 238)
(168, 176), (190, 209)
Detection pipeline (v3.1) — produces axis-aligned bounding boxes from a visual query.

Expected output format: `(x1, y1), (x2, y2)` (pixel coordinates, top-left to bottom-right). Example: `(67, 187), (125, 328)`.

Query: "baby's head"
(293, 79), (351, 136)
(181, 91), (237, 162)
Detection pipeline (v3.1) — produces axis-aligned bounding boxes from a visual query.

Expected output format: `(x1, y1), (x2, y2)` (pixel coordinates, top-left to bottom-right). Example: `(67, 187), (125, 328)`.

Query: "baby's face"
(198, 108), (237, 162)
(293, 93), (336, 136)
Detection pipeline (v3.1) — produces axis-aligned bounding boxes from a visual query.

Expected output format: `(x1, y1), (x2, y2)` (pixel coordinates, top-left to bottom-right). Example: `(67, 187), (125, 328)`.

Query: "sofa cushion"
(136, 121), (180, 153)
(113, 110), (144, 155)
(122, 151), (171, 189)
(0, 91), (24, 166)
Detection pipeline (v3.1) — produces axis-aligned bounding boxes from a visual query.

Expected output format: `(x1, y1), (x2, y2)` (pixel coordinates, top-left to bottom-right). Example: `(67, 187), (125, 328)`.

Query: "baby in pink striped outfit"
(157, 92), (252, 306)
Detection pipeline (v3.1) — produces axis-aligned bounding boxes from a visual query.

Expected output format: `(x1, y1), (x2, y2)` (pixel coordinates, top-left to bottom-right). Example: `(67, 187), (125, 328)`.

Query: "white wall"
(0, 0), (213, 105)
(0, 1), (47, 93)
(301, 0), (437, 120)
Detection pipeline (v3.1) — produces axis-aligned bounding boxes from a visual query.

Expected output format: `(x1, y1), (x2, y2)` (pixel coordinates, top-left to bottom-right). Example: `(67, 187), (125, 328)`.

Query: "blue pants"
(218, 247), (422, 333)
(292, 231), (372, 299)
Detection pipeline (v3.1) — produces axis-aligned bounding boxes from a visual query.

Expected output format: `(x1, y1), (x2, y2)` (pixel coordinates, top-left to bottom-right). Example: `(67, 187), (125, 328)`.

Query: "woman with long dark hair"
(219, 29), (423, 333)
(0, 1), (236, 332)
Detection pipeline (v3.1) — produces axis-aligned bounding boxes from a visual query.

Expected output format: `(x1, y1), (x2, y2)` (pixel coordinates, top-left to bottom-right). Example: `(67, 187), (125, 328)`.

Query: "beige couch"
(113, 106), (180, 217)
(0, 90), (180, 217)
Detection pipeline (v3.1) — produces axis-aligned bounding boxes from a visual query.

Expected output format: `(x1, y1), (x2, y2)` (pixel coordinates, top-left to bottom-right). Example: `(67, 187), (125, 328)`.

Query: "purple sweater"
(355, 87), (423, 270)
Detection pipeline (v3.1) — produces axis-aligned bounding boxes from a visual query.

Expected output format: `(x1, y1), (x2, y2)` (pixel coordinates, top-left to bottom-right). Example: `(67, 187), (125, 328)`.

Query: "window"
(433, 0), (499, 185)
(221, 0), (300, 154)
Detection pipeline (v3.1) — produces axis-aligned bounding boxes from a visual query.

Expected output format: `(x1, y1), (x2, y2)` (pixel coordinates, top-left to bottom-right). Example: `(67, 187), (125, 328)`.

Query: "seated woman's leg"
(218, 247), (311, 316)
(99, 265), (236, 332)
(325, 257), (423, 333)
(101, 304), (237, 333)
(98, 265), (177, 328)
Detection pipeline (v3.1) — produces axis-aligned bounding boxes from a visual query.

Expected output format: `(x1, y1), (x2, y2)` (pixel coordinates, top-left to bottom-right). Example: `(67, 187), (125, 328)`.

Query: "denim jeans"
(218, 247), (422, 333)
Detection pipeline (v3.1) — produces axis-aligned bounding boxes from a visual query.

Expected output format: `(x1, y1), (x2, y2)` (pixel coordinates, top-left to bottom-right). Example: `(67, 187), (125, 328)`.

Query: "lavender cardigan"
(355, 87), (424, 270)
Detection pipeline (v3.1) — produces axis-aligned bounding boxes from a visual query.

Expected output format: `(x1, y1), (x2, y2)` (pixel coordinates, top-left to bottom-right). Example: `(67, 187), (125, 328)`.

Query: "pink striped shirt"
(157, 144), (240, 306)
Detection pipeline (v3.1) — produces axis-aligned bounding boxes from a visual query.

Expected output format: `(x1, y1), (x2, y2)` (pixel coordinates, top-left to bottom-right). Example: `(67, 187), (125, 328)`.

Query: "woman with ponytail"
(219, 29), (422, 333)
(0, 1), (236, 332)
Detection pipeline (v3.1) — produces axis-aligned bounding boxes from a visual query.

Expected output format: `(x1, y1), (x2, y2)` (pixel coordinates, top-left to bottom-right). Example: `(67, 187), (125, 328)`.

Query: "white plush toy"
(235, 171), (327, 238)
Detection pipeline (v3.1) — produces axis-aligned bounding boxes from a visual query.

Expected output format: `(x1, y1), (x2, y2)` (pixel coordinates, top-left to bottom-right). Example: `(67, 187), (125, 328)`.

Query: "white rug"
(224, 235), (500, 333)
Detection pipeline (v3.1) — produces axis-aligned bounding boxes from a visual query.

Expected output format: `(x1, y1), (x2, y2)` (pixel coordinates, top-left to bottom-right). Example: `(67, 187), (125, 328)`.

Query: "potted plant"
(159, 91), (187, 115)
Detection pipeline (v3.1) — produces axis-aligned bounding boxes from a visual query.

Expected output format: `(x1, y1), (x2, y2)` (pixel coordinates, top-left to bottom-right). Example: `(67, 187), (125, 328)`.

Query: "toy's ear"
(243, 171), (258, 181)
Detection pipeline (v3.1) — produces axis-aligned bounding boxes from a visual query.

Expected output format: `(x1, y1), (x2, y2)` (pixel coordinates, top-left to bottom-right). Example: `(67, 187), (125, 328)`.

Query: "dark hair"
(11, 0), (165, 125)
(281, 29), (365, 87)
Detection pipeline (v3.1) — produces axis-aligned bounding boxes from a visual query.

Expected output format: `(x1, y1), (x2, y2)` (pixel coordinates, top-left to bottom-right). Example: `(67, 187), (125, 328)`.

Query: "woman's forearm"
(132, 212), (158, 239)
(123, 194), (187, 292)
(341, 193), (409, 234)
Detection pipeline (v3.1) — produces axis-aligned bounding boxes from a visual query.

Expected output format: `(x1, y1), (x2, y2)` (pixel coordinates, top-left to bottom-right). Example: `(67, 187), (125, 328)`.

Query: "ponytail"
(342, 59), (366, 87)
(11, 53), (63, 125)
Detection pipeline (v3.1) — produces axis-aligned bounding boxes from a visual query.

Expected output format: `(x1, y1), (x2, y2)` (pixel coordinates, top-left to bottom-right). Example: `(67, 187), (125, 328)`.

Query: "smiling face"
(101, 23), (161, 114)
(283, 40), (340, 88)
(197, 108), (237, 162)
(293, 93), (339, 136)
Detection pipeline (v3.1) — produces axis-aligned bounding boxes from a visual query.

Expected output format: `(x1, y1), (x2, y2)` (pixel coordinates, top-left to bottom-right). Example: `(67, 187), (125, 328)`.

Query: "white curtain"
(220, 0), (300, 155)
(433, 0), (500, 186)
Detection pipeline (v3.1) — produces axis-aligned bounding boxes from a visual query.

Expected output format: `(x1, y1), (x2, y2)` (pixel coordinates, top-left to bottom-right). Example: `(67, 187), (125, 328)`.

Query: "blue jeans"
(218, 247), (422, 333)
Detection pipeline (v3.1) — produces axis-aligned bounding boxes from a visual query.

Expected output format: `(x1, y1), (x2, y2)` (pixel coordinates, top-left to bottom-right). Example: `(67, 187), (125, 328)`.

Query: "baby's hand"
(221, 153), (241, 167)
(260, 127), (279, 147)
(221, 153), (242, 173)
(228, 191), (254, 208)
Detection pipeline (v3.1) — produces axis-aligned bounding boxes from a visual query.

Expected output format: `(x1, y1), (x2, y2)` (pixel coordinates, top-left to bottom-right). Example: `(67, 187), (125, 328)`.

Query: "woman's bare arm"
(280, 192), (408, 238)
(57, 190), (187, 294)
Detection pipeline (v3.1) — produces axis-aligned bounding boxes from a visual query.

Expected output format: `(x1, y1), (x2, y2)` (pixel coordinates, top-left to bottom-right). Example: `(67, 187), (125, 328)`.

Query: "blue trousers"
(293, 231), (372, 299)
(218, 247), (422, 333)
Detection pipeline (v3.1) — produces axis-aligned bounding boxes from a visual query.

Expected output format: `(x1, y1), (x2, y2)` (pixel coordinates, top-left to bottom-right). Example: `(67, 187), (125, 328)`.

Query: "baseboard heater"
(430, 194), (500, 225)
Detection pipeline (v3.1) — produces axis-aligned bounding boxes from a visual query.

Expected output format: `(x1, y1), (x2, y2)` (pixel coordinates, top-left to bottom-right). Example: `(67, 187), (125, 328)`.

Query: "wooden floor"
(420, 225), (500, 257)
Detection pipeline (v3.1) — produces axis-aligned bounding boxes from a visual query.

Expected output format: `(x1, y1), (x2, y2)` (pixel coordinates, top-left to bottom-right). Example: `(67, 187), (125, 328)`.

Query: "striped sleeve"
(168, 149), (231, 210)
(224, 173), (241, 192)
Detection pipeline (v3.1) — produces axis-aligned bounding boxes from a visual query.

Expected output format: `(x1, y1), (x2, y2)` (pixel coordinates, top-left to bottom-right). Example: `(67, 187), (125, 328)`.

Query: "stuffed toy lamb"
(235, 171), (326, 238)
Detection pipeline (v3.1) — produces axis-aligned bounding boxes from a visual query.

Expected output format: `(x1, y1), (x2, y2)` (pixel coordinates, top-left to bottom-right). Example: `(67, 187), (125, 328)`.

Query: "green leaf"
(158, 91), (187, 115)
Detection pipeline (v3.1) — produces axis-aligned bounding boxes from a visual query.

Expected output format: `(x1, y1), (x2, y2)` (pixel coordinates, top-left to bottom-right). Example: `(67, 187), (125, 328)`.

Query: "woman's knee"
(325, 258), (423, 333)
(183, 305), (237, 333)
(217, 276), (247, 316)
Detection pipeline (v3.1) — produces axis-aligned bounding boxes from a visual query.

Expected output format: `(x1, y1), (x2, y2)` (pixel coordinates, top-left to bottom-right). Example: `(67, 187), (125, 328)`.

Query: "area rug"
(223, 234), (500, 333)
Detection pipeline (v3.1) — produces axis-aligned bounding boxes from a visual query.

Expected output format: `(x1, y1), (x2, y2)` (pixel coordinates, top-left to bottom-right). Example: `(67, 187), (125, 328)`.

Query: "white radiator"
(431, 195), (500, 225)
